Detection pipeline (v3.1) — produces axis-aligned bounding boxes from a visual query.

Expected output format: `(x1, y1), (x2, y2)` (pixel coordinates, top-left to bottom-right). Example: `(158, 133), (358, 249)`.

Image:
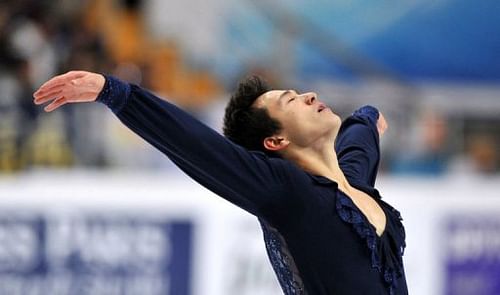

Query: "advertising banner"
(444, 214), (500, 295)
(0, 213), (192, 295)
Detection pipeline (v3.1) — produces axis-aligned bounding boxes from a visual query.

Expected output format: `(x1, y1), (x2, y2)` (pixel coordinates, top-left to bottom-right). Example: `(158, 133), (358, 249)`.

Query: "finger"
(38, 71), (86, 92)
(34, 89), (63, 104)
(45, 71), (86, 86)
(34, 86), (63, 99)
(44, 96), (67, 112)
(35, 83), (66, 96)
(35, 71), (87, 96)
(37, 78), (69, 93)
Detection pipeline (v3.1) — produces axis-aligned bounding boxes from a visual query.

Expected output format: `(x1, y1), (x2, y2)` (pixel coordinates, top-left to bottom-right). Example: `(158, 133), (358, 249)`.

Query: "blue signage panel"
(0, 214), (192, 295)
(444, 214), (500, 295)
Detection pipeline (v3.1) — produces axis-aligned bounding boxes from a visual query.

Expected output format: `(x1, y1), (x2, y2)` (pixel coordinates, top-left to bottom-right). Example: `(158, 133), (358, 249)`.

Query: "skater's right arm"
(33, 71), (300, 217)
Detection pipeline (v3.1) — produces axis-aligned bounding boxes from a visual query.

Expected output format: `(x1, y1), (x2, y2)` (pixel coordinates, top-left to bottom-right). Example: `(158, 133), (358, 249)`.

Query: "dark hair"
(223, 76), (282, 156)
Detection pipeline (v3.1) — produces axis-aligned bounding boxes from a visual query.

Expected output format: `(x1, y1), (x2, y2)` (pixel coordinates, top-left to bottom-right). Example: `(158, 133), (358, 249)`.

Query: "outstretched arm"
(34, 71), (296, 217)
(335, 105), (387, 187)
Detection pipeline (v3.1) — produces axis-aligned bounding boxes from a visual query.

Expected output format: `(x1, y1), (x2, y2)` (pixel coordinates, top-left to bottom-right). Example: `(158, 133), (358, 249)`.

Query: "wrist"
(96, 75), (131, 113)
(93, 74), (106, 101)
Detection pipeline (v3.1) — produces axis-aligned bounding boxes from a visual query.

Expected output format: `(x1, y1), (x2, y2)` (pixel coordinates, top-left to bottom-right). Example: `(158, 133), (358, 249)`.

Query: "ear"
(263, 136), (290, 151)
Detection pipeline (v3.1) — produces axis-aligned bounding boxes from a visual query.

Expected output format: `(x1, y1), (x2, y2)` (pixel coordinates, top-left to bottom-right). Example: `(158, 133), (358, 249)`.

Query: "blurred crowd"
(0, 0), (498, 175)
(384, 109), (499, 176)
(0, 0), (221, 172)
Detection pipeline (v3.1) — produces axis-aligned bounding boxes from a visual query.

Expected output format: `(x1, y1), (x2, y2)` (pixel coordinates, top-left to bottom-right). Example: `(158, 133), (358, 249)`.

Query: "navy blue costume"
(97, 76), (408, 295)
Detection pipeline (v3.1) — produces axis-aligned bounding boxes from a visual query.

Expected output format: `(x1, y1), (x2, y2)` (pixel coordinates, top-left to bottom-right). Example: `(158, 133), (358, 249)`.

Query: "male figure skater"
(34, 71), (408, 295)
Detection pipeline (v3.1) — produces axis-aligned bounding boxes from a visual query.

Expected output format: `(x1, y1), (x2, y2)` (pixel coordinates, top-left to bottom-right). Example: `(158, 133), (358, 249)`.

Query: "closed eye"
(287, 97), (296, 103)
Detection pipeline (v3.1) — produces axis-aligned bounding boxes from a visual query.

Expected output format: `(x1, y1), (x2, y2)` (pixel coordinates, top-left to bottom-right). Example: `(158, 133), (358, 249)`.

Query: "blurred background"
(0, 0), (499, 294)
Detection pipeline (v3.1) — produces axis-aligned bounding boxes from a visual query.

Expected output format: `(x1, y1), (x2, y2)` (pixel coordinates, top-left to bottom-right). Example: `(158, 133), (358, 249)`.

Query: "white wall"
(0, 172), (499, 295)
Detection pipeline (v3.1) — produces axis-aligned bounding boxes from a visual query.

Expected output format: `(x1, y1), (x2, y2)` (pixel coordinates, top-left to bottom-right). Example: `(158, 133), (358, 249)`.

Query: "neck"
(284, 141), (351, 190)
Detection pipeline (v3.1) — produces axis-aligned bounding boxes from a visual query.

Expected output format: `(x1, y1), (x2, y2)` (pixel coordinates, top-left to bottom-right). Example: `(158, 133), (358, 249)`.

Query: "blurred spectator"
(451, 134), (499, 176)
(389, 110), (451, 176)
(468, 135), (498, 174)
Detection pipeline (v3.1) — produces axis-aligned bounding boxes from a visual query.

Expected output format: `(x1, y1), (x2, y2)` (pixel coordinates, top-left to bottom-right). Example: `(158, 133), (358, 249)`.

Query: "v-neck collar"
(307, 173), (382, 200)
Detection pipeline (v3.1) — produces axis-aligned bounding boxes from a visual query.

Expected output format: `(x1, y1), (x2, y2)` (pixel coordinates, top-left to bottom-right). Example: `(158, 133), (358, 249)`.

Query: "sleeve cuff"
(353, 105), (379, 125)
(96, 75), (131, 113)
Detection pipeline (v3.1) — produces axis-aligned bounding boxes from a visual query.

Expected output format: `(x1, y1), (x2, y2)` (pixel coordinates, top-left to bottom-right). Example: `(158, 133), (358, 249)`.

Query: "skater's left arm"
(335, 105), (387, 187)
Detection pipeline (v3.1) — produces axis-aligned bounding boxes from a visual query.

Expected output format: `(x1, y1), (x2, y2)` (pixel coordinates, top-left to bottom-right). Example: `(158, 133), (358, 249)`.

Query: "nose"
(304, 92), (317, 105)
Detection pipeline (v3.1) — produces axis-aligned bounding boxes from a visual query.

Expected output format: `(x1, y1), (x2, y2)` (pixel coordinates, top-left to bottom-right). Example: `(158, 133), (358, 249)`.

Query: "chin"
(329, 114), (342, 135)
(329, 112), (342, 126)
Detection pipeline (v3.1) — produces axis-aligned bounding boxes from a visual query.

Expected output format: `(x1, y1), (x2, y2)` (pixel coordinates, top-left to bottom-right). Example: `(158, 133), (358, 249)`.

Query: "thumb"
(44, 96), (67, 112)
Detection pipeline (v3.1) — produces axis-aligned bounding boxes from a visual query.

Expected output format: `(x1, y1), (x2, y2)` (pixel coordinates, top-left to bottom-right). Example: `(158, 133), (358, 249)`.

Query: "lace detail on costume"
(380, 201), (406, 295)
(259, 219), (306, 295)
(336, 194), (380, 267)
(336, 193), (406, 295)
(385, 202), (406, 256)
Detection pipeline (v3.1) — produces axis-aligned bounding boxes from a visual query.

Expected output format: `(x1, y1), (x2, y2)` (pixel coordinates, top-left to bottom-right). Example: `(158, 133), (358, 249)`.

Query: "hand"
(33, 71), (105, 112)
(377, 112), (388, 136)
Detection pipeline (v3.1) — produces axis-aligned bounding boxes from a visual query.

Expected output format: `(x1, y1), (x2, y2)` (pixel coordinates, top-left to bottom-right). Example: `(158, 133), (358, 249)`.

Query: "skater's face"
(254, 89), (341, 150)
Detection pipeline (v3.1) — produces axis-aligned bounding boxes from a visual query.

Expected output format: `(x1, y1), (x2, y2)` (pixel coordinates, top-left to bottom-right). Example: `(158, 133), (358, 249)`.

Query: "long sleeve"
(96, 76), (296, 217)
(335, 105), (381, 187)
